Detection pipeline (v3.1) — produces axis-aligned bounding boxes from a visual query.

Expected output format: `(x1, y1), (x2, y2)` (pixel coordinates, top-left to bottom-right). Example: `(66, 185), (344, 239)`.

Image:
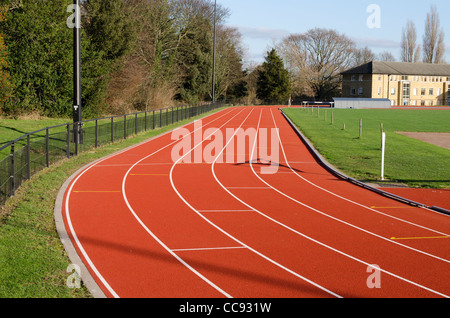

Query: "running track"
(59, 106), (450, 298)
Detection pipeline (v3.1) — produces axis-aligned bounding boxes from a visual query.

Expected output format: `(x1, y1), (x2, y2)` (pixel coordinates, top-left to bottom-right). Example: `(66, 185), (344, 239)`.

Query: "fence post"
(10, 142), (15, 197)
(152, 110), (155, 130)
(359, 119), (363, 138)
(135, 113), (138, 135)
(381, 132), (386, 180)
(145, 111), (148, 131)
(124, 114), (127, 139)
(46, 128), (50, 167)
(66, 124), (70, 158)
(380, 123), (384, 148)
(95, 119), (98, 148)
(73, 123), (79, 156)
(26, 134), (31, 180)
(111, 117), (114, 143)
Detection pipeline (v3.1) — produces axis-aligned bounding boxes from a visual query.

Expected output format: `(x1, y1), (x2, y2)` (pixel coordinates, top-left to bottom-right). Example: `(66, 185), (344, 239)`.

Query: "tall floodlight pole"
(212, 0), (217, 103)
(73, 0), (82, 144)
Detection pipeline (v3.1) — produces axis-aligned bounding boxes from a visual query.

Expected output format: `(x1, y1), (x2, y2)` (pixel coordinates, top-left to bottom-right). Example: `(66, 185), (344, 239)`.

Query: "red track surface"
(61, 106), (450, 298)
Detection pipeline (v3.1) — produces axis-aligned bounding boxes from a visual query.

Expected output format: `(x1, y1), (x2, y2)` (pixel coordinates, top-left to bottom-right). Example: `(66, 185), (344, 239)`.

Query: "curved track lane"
(61, 106), (450, 298)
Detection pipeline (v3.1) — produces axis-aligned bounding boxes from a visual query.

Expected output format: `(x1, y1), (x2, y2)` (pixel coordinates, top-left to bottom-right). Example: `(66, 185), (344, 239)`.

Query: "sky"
(221, 0), (450, 67)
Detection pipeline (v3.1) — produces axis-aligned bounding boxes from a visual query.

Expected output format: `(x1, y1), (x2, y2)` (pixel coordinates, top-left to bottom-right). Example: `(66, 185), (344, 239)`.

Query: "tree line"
(0, 1), (447, 117)
(0, 0), (247, 118)
(401, 5), (446, 64)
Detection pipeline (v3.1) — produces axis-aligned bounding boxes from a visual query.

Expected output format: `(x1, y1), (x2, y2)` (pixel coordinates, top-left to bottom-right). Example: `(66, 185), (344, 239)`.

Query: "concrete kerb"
(54, 108), (232, 298)
(278, 108), (450, 216)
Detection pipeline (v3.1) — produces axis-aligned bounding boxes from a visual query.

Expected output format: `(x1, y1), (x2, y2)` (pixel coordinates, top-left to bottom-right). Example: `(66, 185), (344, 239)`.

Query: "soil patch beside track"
(397, 132), (450, 150)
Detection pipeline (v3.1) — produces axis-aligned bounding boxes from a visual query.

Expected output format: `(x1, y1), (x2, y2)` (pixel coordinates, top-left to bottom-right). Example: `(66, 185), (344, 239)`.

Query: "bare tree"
(213, 26), (246, 99)
(401, 20), (421, 62)
(377, 51), (397, 62)
(423, 5), (446, 64)
(353, 46), (375, 66)
(278, 28), (356, 100)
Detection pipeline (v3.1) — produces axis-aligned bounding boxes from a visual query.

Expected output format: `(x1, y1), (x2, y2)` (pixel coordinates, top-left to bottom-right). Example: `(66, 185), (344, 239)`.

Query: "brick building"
(341, 61), (450, 106)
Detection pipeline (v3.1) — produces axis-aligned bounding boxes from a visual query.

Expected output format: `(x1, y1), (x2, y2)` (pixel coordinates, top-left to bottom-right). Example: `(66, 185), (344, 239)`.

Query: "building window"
(411, 100), (416, 106)
(429, 88), (434, 95)
(421, 100), (426, 106)
(421, 88), (426, 96)
(378, 75), (382, 81)
(437, 88), (441, 96)
(402, 75), (408, 81)
(350, 87), (356, 95)
(351, 75), (356, 81)
(403, 83), (410, 98)
(378, 87), (382, 95)
(359, 75), (364, 81)
(391, 87), (396, 95)
(413, 88), (418, 96)
(358, 87), (364, 95)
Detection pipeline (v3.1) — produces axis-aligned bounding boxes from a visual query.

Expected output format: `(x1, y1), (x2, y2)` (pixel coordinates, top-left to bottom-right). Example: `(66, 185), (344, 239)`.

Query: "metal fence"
(0, 101), (227, 207)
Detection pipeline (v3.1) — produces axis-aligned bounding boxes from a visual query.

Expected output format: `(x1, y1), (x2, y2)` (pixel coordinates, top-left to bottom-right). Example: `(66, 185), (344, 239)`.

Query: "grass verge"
(0, 117), (70, 147)
(0, 107), (227, 298)
(283, 108), (450, 189)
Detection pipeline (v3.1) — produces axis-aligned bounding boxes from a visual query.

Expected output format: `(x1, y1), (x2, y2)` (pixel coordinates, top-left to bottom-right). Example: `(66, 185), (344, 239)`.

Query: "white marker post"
(381, 132), (386, 180)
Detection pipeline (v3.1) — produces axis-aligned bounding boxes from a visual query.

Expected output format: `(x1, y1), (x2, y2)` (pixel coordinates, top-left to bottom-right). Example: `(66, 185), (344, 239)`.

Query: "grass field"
(283, 107), (450, 189)
(0, 117), (70, 147)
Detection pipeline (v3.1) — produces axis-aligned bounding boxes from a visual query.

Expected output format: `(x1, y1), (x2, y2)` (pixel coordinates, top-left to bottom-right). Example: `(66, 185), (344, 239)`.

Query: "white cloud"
(352, 36), (400, 49)
(232, 25), (290, 40)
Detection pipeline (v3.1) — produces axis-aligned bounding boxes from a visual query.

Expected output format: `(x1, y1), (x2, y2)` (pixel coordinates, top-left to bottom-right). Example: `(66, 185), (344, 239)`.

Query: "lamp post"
(212, 0), (217, 103)
(73, 0), (82, 145)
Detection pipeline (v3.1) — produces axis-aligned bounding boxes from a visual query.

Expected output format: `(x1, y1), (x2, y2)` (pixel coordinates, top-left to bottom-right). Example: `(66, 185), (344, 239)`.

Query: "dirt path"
(397, 132), (450, 150)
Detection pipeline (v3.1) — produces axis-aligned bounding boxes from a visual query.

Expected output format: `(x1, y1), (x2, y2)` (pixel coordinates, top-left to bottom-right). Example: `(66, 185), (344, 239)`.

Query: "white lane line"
(226, 187), (271, 190)
(171, 246), (247, 252)
(273, 110), (450, 236)
(170, 108), (343, 298)
(265, 109), (450, 262)
(211, 109), (449, 298)
(199, 210), (255, 213)
(66, 108), (236, 298)
(122, 108), (246, 299)
(65, 162), (121, 298)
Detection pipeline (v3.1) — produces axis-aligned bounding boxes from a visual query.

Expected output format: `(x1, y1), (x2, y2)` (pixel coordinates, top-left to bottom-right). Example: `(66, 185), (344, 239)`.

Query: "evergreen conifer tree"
(256, 48), (291, 104)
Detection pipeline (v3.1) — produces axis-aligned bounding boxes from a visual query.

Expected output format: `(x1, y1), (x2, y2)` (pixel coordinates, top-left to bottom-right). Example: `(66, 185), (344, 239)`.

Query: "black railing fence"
(0, 101), (228, 206)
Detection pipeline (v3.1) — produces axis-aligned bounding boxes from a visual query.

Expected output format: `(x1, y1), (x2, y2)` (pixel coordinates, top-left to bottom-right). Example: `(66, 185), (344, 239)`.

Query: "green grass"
(0, 117), (70, 146)
(0, 107), (227, 298)
(283, 108), (450, 189)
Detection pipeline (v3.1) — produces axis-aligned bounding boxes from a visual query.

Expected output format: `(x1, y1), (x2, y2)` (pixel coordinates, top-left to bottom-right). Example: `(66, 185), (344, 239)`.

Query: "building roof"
(341, 61), (450, 76)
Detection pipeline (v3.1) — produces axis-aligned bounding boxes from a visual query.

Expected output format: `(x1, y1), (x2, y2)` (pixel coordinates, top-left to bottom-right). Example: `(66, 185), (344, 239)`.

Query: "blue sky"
(221, 0), (450, 66)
